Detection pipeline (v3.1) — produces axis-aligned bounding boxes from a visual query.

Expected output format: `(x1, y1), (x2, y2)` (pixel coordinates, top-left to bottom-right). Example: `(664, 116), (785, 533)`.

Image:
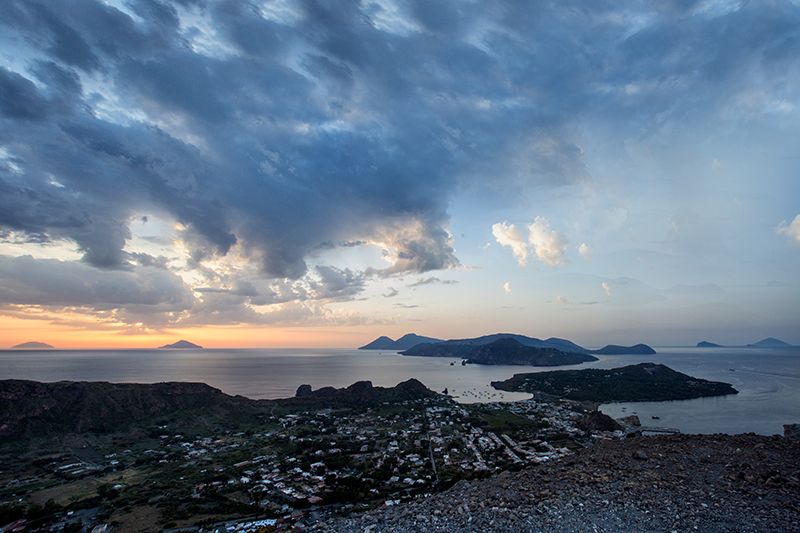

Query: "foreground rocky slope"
(314, 434), (800, 532)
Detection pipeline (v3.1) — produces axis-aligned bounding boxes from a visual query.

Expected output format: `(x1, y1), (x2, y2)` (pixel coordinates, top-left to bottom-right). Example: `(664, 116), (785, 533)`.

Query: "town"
(1, 388), (634, 532)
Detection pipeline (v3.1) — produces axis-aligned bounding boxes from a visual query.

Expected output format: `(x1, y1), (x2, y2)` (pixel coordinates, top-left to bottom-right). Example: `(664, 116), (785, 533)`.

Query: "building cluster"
(2, 395), (628, 532)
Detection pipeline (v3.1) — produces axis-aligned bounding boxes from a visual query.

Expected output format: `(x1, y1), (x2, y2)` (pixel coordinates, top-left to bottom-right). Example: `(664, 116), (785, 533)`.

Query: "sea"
(1, 346), (798, 436)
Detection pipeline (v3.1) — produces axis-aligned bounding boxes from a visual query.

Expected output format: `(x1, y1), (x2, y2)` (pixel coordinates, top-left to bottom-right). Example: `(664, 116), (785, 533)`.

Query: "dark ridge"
(0, 380), (239, 438)
(290, 378), (436, 405)
(0, 378), (438, 438)
(577, 411), (622, 432)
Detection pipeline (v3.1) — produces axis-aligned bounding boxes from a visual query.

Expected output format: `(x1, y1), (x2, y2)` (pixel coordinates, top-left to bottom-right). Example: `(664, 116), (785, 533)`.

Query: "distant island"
(697, 341), (723, 348)
(747, 337), (792, 348)
(11, 341), (54, 349)
(589, 344), (656, 355)
(402, 337), (598, 366)
(696, 338), (794, 348)
(159, 340), (203, 349)
(362, 332), (655, 365)
(359, 333), (442, 350)
(491, 362), (738, 402)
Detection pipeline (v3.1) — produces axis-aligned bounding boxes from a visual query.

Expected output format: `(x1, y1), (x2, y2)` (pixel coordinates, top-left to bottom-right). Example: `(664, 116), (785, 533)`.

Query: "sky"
(0, 0), (798, 349)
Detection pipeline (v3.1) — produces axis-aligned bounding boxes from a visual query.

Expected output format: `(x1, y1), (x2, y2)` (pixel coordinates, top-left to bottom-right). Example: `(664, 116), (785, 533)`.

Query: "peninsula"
(491, 363), (738, 402)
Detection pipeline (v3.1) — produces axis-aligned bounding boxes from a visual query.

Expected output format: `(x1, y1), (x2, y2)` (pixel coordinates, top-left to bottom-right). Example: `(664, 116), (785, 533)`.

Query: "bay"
(1, 346), (797, 435)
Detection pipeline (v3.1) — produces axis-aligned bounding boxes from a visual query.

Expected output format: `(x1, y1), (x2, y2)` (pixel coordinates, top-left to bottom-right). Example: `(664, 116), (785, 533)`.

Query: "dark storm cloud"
(1, 0), (798, 281)
(0, 254), (193, 311)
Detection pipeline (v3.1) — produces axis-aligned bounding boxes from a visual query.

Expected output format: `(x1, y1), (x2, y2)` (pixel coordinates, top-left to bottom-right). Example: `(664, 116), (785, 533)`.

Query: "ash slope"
(314, 434), (800, 533)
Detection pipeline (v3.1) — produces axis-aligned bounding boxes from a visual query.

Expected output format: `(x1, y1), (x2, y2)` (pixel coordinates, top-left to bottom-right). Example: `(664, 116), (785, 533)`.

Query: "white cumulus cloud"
(777, 215), (800, 243)
(492, 222), (529, 266)
(528, 217), (568, 267)
(493, 217), (568, 267)
(578, 242), (591, 260)
(503, 281), (512, 293)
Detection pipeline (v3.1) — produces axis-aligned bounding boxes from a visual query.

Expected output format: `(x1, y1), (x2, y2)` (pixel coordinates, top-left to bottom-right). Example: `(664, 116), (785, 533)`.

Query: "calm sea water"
(0, 346), (797, 436)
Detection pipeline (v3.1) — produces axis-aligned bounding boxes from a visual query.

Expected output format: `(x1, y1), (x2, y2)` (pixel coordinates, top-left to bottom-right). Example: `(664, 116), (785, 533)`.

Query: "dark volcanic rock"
(785, 424), (800, 439)
(577, 411), (622, 432)
(632, 449), (649, 460)
(283, 378), (437, 406)
(295, 384), (313, 397)
(314, 434), (800, 532)
(619, 415), (642, 427)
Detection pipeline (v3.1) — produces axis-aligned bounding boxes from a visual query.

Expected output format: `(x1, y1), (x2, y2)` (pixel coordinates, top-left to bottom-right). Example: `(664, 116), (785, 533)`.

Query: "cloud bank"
(1, 0), (798, 328)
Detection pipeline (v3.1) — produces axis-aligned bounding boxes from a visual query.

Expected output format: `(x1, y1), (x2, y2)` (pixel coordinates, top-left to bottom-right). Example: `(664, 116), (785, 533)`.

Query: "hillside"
(293, 378), (437, 405)
(491, 363), (738, 402)
(0, 378), (438, 439)
(0, 380), (244, 437)
(402, 338), (597, 366)
(315, 434), (800, 532)
(697, 341), (723, 348)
